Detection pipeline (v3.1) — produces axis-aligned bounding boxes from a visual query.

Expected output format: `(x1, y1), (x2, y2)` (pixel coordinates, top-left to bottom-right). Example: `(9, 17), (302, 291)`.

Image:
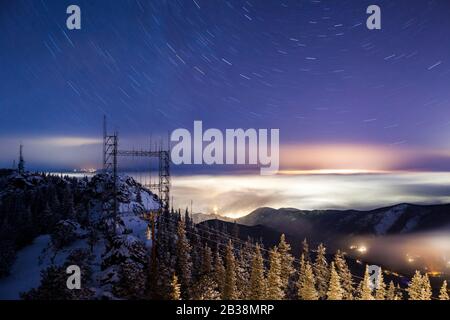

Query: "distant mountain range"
(191, 213), (235, 224)
(237, 203), (450, 242)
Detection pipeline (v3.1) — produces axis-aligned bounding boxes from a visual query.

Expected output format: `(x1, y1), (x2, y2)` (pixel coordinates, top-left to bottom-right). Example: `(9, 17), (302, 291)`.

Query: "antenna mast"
(18, 144), (25, 174)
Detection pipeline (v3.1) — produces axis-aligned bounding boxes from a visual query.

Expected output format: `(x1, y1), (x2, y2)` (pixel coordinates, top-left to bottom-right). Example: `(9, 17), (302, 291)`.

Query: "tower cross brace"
(102, 117), (171, 213)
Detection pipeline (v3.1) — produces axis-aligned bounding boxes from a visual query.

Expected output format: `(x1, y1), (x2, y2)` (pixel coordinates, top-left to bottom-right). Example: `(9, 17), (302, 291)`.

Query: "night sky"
(1, 0), (450, 171)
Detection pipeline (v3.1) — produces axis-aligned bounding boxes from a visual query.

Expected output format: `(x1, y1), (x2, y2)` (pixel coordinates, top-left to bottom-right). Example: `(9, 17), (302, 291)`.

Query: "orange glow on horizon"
(278, 169), (390, 175)
(279, 143), (450, 172)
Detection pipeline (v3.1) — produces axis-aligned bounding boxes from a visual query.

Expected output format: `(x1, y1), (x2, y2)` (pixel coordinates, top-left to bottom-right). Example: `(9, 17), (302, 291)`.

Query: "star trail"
(1, 0), (450, 171)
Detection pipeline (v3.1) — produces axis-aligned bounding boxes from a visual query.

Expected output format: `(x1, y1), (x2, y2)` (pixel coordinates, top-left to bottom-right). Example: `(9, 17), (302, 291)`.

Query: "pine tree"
(189, 232), (202, 280)
(170, 274), (181, 300)
(333, 250), (354, 300)
(201, 244), (213, 275)
(150, 209), (179, 299)
(191, 274), (221, 300)
(314, 243), (330, 299)
(214, 249), (226, 295)
(236, 248), (250, 300)
(238, 239), (254, 299)
(61, 187), (75, 220)
(327, 262), (343, 300)
(296, 254), (307, 298)
(41, 202), (55, 232)
(395, 284), (404, 300)
(358, 265), (374, 300)
(421, 273), (432, 300)
(192, 245), (221, 301)
(266, 247), (284, 300)
(386, 281), (397, 300)
(277, 234), (294, 293)
(176, 219), (192, 298)
(407, 271), (423, 300)
(248, 243), (266, 300)
(184, 207), (191, 230)
(407, 271), (432, 300)
(302, 238), (311, 264)
(297, 261), (319, 300)
(222, 241), (238, 300)
(374, 268), (386, 300)
(439, 280), (449, 300)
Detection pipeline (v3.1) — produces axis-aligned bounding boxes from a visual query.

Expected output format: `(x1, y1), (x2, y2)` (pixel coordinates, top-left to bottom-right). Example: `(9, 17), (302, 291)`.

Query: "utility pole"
(18, 144), (25, 174)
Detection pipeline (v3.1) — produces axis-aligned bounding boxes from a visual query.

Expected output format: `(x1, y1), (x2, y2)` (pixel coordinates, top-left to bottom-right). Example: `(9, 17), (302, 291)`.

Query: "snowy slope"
(0, 173), (160, 300)
(374, 204), (408, 235)
(0, 235), (51, 299)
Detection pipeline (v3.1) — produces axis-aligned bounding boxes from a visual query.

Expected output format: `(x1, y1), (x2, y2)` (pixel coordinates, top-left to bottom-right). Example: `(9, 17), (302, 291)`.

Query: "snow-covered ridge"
(0, 172), (160, 300)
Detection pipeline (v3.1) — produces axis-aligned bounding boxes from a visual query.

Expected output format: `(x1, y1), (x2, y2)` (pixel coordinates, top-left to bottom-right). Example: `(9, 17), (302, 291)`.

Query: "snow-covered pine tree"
(176, 219), (192, 298)
(61, 186), (75, 220)
(421, 273), (432, 300)
(266, 247), (284, 300)
(395, 284), (404, 300)
(248, 243), (266, 300)
(292, 253), (306, 300)
(439, 280), (449, 300)
(189, 231), (203, 280)
(314, 243), (330, 299)
(298, 261), (319, 300)
(298, 254), (306, 282)
(236, 249), (250, 299)
(222, 241), (238, 300)
(177, 209), (182, 223)
(277, 234), (294, 294)
(375, 268), (386, 300)
(214, 249), (226, 295)
(386, 281), (397, 300)
(238, 238), (254, 299)
(191, 274), (220, 300)
(184, 207), (192, 231)
(201, 244), (213, 275)
(358, 265), (374, 300)
(407, 271), (423, 300)
(407, 271), (432, 300)
(302, 238), (311, 264)
(149, 215), (170, 299)
(21, 265), (88, 300)
(333, 250), (354, 300)
(326, 262), (343, 300)
(191, 244), (220, 300)
(41, 202), (56, 232)
(170, 274), (181, 300)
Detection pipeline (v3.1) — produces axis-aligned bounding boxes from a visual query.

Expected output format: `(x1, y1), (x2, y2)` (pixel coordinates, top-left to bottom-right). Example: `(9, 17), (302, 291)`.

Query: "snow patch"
(0, 235), (51, 299)
(401, 215), (420, 233)
(374, 204), (408, 235)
